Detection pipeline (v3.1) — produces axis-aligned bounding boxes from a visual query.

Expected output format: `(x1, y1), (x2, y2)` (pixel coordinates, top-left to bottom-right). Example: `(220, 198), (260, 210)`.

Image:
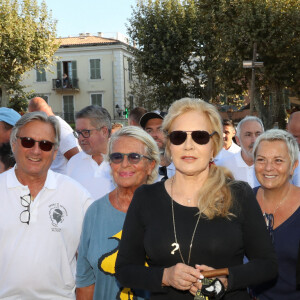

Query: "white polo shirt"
(66, 151), (115, 200)
(0, 168), (92, 300)
(51, 116), (79, 175)
(216, 150), (260, 188)
(214, 142), (240, 163)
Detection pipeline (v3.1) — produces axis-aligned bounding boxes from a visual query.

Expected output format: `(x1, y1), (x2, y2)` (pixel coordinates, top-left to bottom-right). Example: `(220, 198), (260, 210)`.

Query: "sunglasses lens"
(169, 131), (187, 145)
(192, 131), (210, 145)
(39, 141), (54, 151)
(110, 153), (123, 164)
(19, 137), (53, 151)
(20, 137), (35, 148)
(128, 153), (142, 164)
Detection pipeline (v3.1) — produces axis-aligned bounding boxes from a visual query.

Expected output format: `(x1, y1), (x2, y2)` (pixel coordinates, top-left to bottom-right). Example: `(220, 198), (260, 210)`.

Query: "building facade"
(21, 33), (134, 122)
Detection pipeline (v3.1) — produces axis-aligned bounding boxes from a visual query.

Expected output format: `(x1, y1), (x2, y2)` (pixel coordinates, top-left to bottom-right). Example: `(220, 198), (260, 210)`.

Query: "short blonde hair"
(253, 129), (299, 173)
(163, 98), (234, 219)
(107, 126), (160, 184)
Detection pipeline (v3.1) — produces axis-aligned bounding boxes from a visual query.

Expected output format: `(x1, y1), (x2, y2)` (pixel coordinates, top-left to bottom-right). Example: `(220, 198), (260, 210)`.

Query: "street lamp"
(243, 43), (264, 115)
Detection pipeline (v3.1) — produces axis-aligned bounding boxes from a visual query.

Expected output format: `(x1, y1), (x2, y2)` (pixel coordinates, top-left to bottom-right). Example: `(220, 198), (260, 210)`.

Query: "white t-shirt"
(216, 150), (260, 188)
(66, 151), (115, 200)
(51, 116), (79, 175)
(0, 168), (92, 300)
(214, 142), (240, 163)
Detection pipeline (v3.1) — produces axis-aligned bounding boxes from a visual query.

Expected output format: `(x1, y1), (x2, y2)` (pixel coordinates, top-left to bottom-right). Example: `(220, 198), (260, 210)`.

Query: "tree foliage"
(0, 0), (59, 112)
(128, 0), (300, 127)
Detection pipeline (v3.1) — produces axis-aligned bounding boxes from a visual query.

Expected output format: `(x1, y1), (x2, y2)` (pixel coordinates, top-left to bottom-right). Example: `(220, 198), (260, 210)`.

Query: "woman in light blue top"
(76, 126), (159, 300)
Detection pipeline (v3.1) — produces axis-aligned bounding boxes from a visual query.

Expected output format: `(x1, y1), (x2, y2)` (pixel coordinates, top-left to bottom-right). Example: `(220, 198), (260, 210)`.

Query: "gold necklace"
(262, 184), (291, 215)
(170, 177), (201, 265)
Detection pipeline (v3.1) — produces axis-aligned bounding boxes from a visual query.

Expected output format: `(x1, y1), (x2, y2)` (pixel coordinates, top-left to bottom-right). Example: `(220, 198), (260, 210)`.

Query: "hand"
(195, 264), (228, 289)
(189, 279), (202, 296)
(162, 263), (203, 291)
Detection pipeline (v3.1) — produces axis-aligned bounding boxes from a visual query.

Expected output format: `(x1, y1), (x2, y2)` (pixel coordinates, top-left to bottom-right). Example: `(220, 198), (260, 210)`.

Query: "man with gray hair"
(216, 115), (264, 188)
(28, 97), (79, 174)
(67, 105), (115, 200)
(0, 112), (92, 299)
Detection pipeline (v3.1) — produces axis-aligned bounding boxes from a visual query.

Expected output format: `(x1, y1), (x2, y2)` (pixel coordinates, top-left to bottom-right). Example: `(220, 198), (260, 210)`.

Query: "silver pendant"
(171, 242), (179, 255)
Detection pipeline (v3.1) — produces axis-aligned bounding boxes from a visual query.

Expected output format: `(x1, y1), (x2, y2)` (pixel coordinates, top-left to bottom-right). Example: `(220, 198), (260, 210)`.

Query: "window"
(90, 59), (101, 79)
(57, 61), (78, 88)
(128, 61), (133, 81)
(36, 67), (46, 82)
(91, 94), (102, 106)
(63, 96), (74, 123)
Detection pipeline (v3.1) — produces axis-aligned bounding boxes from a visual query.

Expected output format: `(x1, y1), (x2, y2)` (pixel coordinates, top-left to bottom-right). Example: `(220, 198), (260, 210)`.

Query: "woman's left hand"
(189, 264), (228, 296)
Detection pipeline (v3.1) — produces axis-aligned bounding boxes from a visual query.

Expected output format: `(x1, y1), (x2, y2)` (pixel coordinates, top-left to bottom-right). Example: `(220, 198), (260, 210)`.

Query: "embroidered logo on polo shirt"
(49, 203), (68, 232)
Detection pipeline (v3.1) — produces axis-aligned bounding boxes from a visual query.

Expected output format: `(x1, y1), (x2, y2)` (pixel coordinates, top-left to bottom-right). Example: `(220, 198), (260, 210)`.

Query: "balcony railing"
(52, 78), (79, 92)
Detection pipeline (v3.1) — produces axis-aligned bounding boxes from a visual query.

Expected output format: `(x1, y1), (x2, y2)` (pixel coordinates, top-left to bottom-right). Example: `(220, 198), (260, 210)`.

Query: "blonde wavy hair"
(163, 98), (234, 219)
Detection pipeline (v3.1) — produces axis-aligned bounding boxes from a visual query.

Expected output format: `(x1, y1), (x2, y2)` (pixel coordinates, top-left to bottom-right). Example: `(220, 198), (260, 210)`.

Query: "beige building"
(21, 32), (134, 122)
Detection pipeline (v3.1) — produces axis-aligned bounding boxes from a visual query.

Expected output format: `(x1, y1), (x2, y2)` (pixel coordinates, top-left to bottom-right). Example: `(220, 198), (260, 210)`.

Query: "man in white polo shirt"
(67, 105), (115, 200)
(216, 116), (264, 188)
(28, 97), (79, 174)
(0, 111), (92, 299)
(214, 119), (240, 163)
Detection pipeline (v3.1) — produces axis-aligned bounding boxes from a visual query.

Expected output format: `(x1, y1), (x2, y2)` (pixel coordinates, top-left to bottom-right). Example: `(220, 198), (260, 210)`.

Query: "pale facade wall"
(21, 43), (134, 121)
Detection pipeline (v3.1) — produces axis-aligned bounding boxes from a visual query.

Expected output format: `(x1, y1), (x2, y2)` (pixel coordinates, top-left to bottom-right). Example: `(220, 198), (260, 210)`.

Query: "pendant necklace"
(170, 177), (201, 265)
(262, 184), (291, 229)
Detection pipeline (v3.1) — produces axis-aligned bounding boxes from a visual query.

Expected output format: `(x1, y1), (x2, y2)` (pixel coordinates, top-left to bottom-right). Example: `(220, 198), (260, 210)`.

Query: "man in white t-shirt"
(67, 105), (115, 200)
(287, 111), (300, 187)
(214, 119), (240, 163)
(28, 97), (79, 174)
(140, 111), (176, 181)
(0, 111), (92, 299)
(216, 116), (264, 188)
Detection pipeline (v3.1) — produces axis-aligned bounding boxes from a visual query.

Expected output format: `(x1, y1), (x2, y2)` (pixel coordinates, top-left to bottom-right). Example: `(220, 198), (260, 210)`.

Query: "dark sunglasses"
(109, 152), (152, 164)
(168, 130), (216, 145)
(17, 136), (55, 152)
(73, 127), (103, 139)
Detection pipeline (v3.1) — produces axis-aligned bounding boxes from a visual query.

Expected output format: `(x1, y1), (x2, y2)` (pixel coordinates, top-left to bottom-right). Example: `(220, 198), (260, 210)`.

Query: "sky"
(38, 0), (136, 38)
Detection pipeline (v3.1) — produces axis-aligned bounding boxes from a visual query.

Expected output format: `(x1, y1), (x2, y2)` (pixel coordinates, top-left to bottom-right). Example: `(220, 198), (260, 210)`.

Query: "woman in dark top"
(252, 129), (300, 299)
(116, 98), (278, 299)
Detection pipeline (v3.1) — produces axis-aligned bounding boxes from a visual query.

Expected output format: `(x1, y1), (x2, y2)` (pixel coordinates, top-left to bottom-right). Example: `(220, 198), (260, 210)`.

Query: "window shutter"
(57, 62), (62, 79)
(72, 61), (77, 79)
(36, 69), (42, 82)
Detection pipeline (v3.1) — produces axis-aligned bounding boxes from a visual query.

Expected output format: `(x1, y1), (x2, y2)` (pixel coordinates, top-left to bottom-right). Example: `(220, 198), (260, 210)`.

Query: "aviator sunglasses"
(168, 130), (216, 145)
(109, 152), (152, 164)
(17, 136), (55, 152)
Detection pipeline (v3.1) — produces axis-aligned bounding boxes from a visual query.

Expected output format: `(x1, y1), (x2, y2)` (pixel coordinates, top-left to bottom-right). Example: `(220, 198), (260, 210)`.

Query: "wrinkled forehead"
(18, 120), (55, 139)
(240, 120), (263, 133)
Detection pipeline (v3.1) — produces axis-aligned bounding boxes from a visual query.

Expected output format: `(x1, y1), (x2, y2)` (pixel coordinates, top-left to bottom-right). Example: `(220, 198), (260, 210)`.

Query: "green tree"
(128, 0), (197, 109)
(0, 0), (59, 113)
(128, 0), (300, 128)
(214, 0), (300, 128)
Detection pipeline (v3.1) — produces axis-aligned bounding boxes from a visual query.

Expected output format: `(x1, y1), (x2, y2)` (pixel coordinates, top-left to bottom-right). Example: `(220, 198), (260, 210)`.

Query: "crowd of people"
(0, 99), (299, 300)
